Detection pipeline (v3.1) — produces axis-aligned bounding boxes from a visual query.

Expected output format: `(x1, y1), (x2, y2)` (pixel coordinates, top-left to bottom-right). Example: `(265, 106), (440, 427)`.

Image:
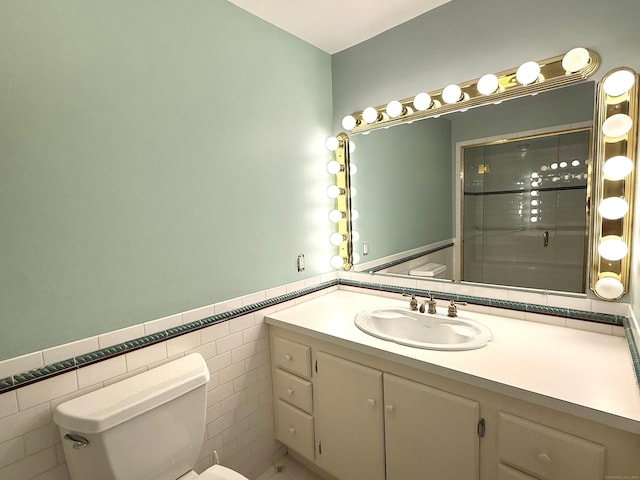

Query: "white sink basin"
(354, 307), (492, 351)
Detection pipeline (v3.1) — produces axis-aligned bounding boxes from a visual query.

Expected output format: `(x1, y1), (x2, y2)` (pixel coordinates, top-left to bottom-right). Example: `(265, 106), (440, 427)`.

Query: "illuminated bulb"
(559, 161), (567, 168)
(328, 209), (344, 223)
(531, 200), (539, 206)
(353, 253), (361, 264)
(599, 197), (628, 220)
(594, 275), (624, 300)
(477, 74), (499, 95)
(603, 155), (633, 180)
(531, 190), (539, 197)
(442, 84), (462, 104)
(413, 92), (432, 111)
(531, 172), (539, 179)
(350, 186), (357, 198)
(531, 181), (539, 187)
(551, 163), (558, 170)
(330, 232), (345, 246)
(386, 100), (403, 118)
(325, 136), (339, 151)
(516, 61), (541, 85)
(362, 107), (379, 124)
(530, 217), (538, 223)
(562, 47), (590, 73)
(351, 209), (359, 221)
(571, 160), (580, 167)
(598, 236), (628, 261)
(327, 160), (342, 175)
(326, 185), (342, 198)
(350, 163), (358, 175)
(531, 209), (539, 215)
(603, 69), (636, 97)
(352, 231), (360, 242)
(330, 255), (345, 270)
(342, 115), (356, 130)
(349, 142), (356, 153)
(602, 113), (633, 138)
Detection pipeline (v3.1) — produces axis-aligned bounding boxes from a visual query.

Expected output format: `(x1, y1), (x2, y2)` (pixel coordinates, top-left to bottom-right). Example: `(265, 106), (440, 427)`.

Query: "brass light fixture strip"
(590, 68), (638, 300)
(347, 50), (600, 134)
(334, 133), (353, 270)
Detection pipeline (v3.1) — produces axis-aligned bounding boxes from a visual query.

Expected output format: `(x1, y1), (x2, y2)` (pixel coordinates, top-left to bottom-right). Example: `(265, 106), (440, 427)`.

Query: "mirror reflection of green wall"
(351, 81), (595, 294)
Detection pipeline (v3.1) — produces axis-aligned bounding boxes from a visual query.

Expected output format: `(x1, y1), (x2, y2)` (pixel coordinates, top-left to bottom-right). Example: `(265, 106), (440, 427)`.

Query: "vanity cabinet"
(269, 326), (639, 480)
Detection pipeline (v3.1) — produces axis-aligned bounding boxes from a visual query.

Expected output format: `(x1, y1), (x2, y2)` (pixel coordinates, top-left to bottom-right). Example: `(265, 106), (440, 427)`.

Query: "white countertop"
(265, 290), (640, 435)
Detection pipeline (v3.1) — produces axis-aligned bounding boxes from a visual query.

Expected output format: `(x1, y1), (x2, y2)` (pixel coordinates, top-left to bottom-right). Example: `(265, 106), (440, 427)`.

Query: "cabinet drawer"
(498, 463), (539, 480)
(273, 336), (312, 378)
(275, 368), (313, 413)
(276, 399), (315, 461)
(498, 412), (605, 480)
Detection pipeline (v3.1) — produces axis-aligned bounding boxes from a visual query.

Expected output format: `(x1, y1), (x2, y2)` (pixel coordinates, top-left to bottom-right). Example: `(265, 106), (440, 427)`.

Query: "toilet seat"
(197, 465), (249, 480)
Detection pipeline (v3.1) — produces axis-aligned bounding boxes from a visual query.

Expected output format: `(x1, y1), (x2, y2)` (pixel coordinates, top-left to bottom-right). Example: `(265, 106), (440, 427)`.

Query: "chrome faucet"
(447, 300), (467, 317)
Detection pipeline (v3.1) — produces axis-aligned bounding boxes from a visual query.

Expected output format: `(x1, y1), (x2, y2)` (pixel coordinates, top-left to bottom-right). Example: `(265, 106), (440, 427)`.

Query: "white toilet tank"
(54, 353), (210, 480)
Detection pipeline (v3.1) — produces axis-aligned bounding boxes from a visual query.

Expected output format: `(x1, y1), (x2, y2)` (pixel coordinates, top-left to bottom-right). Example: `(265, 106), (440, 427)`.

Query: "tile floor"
(255, 455), (325, 480)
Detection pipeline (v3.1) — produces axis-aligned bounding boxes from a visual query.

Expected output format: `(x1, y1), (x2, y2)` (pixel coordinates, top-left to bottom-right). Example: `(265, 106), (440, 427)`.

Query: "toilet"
(53, 353), (249, 480)
(409, 262), (447, 279)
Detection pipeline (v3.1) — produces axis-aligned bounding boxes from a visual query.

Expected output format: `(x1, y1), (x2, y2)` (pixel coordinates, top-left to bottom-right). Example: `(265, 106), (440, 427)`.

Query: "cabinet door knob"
(385, 404), (395, 413)
(289, 427), (296, 435)
(537, 453), (552, 464)
(284, 354), (292, 361)
(367, 398), (376, 407)
(287, 388), (294, 396)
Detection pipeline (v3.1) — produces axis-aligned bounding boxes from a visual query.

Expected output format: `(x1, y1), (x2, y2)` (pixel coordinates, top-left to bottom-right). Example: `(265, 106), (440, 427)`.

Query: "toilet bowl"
(409, 262), (447, 278)
(53, 353), (249, 480)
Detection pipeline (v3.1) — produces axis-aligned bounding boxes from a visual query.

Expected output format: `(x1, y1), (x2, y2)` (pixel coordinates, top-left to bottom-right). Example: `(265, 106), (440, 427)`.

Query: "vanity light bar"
(590, 67), (639, 300)
(342, 48), (600, 134)
(327, 133), (353, 270)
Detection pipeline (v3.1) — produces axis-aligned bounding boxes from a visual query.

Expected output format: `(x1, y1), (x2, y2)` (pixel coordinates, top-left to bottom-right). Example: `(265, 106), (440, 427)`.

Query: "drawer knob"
(385, 404), (395, 413)
(537, 453), (552, 464)
(287, 388), (294, 396)
(367, 398), (376, 407)
(289, 427), (296, 435)
(284, 354), (292, 361)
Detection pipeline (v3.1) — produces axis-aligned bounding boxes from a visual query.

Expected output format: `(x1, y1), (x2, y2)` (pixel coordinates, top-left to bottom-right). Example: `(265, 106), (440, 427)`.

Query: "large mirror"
(351, 81), (596, 295)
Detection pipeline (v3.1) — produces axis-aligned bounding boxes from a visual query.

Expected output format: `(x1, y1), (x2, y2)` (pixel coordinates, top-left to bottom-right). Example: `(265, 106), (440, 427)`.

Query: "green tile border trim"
(0, 277), (628, 395)
(338, 279), (623, 326)
(623, 317), (640, 389)
(0, 280), (337, 395)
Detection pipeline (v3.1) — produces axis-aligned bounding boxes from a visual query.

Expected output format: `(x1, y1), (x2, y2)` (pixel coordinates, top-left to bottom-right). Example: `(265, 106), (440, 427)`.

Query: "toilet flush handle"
(64, 433), (89, 449)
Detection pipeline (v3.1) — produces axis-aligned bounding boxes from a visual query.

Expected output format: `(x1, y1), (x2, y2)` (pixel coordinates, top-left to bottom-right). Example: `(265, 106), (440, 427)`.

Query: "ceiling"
(226, 0), (451, 54)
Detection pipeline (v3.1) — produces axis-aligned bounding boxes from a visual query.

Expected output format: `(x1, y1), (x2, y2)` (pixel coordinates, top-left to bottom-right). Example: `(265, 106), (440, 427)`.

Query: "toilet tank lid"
(53, 353), (210, 434)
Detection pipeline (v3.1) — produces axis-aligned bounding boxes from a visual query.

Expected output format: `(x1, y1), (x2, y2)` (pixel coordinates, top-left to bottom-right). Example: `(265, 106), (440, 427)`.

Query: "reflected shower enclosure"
(462, 129), (591, 293)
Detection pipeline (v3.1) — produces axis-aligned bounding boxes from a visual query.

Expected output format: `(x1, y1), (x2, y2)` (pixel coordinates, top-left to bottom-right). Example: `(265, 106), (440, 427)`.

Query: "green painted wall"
(0, 0), (333, 360)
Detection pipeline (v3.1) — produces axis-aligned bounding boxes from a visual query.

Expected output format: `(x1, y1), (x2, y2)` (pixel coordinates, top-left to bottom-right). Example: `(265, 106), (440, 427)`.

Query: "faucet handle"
(403, 293), (418, 311)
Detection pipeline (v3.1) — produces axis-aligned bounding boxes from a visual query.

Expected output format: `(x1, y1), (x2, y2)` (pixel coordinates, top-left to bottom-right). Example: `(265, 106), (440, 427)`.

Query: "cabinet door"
(314, 351), (385, 480)
(384, 373), (480, 480)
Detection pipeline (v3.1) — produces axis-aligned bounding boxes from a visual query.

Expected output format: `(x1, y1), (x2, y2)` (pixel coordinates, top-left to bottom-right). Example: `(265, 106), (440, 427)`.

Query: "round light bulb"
(353, 253), (361, 265)
(362, 107), (379, 124)
(603, 69), (636, 97)
(330, 232), (345, 246)
(326, 185), (342, 199)
(325, 136), (339, 151)
(342, 115), (357, 130)
(477, 74), (499, 95)
(386, 100), (403, 118)
(599, 197), (629, 220)
(328, 209), (344, 223)
(603, 155), (633, 180)
(330, 255), (345, 270)
(352, 231), (360, 242)
(598, 236), (628, 261)
(349, 141), (356, 153)
(327, 160), (341, 175)
(562, 47), (590, 73)
(351, 210), (359, 221)
(571, 159), (580, 167)
(413, 92), (432, 111)
(350, 186), (357, 198)
(602, 113), (633, 138)
(350, 163), (357, 175)
(559, 161), (568, 168)
(516, 61), (541, 85)
(594, 274), (624, 300)
(442, 84), (462, 104)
